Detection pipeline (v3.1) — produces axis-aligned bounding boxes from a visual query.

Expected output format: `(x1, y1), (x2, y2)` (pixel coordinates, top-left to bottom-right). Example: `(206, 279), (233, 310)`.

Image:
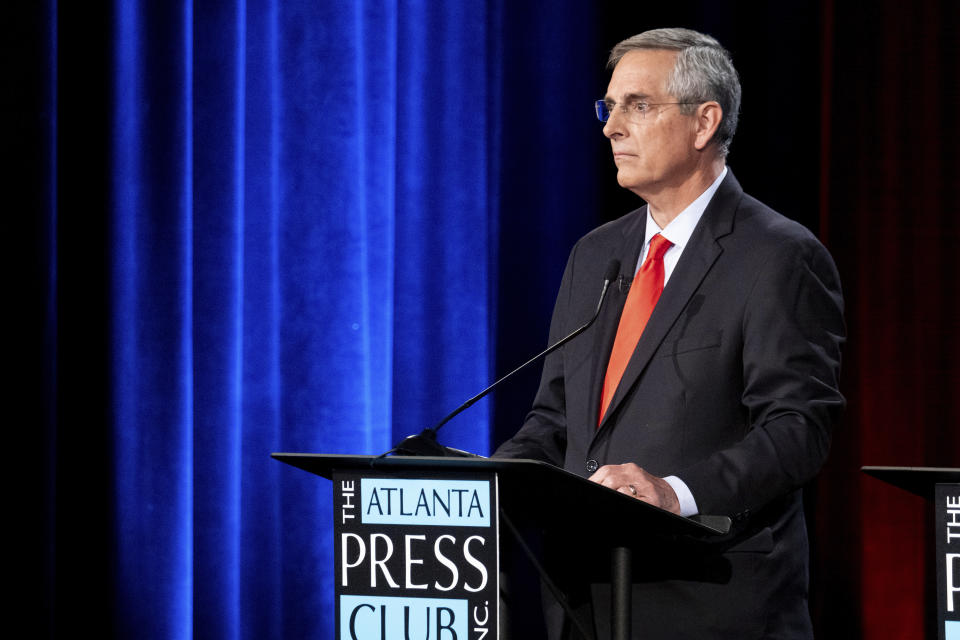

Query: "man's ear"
(693, 101), (723, 151)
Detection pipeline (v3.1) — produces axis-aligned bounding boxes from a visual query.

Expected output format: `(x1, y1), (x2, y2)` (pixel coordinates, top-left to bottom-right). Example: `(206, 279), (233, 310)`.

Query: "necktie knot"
(646, 233), (673, 263)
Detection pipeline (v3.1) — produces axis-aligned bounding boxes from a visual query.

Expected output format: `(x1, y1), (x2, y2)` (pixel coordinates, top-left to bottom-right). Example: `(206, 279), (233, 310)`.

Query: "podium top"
(861, 465), (960, 499)
(273, 453), (730, 538)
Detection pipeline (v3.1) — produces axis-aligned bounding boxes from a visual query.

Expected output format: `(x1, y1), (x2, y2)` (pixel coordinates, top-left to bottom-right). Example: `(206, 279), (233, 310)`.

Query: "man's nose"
(603, 107), (624, 139)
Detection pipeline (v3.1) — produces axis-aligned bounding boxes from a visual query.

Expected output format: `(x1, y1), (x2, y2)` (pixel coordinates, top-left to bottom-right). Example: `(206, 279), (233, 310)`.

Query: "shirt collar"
(644, 166), (728, 251)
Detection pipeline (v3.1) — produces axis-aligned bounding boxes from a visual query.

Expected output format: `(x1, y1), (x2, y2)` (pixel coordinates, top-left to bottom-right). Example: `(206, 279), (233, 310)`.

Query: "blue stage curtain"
(109, 2), (499, 637)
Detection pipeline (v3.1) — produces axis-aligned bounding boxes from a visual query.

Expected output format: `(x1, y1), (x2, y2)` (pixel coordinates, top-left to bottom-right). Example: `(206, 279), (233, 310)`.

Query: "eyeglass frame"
(595, 99), (702, 123)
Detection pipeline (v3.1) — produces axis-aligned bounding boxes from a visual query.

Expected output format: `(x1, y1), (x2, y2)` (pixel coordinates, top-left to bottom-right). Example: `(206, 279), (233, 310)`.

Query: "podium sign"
(333, 469), (499, 640)
(935, 483), (960, 640)
(862, 467), (960, 640)
(277, 453), (730, 640)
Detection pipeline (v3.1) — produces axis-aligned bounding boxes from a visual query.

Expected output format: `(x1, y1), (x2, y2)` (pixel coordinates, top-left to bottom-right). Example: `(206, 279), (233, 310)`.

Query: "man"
(494, 28), (844, 639)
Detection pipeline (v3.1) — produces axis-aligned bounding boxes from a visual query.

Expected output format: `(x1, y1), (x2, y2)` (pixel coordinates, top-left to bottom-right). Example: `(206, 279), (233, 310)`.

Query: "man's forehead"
(606, 49), (677, 98)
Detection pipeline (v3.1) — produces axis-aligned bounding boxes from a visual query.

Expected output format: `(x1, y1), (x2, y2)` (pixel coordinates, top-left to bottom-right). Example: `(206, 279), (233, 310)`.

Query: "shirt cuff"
(663, 475), (698, 517)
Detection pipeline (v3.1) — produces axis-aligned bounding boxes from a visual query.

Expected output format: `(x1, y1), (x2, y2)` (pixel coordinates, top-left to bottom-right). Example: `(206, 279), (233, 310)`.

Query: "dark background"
(14, 1), (959, 637)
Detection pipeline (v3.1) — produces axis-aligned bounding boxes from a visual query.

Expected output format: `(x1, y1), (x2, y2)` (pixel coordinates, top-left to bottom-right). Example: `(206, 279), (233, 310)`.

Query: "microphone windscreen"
(603, 259), (621, 283)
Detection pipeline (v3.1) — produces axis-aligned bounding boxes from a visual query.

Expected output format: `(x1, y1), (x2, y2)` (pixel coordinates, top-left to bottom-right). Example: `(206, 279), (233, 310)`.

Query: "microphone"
(387, 259), (622, 457)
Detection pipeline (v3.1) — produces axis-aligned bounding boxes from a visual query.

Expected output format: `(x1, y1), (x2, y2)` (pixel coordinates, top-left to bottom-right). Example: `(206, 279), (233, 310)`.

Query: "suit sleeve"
(679, 232), (845, 519)
(491, 244), (581, 465)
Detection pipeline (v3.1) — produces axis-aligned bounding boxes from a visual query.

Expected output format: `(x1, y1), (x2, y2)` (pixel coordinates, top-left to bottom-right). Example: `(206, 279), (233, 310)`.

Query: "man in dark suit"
(494, 28), (844, 639)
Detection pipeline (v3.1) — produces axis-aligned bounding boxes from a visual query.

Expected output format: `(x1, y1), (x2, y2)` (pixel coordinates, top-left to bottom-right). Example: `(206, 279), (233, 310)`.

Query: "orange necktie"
(598, 233), (673, 424)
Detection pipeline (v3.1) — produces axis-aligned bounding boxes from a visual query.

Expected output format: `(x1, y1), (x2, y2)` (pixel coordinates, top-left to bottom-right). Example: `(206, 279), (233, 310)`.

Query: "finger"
(599, 476), (621, 488)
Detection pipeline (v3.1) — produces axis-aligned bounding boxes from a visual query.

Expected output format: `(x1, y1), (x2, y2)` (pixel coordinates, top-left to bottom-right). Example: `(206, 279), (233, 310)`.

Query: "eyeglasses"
(595, 99), (700, 123)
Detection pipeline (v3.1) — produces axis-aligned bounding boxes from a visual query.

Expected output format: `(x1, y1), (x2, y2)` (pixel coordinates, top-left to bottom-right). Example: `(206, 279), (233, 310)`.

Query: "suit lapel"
(582, 210), (649, 431)
(593, 171), (743, 436)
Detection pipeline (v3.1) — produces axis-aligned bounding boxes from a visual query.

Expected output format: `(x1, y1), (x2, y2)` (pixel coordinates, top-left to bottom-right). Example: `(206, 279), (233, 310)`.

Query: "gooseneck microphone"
(385, 258), (621, 457)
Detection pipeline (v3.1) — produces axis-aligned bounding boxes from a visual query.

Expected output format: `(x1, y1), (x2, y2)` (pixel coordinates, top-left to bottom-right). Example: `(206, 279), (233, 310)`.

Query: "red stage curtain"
(812, 2), (960, 637)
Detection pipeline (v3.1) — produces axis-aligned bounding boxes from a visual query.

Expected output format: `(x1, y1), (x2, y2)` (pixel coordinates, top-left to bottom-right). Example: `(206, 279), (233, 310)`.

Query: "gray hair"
(608, 28), (741, 157)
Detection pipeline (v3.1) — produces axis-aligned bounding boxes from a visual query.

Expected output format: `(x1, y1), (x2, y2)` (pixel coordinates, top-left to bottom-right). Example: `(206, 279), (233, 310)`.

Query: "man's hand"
(588, 463), (681, 515)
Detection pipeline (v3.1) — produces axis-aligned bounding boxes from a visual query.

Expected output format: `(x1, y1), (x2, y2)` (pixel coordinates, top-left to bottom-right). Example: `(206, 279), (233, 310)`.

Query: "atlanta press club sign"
(334, 471), (499, 640)
(937, 484), (960, 640)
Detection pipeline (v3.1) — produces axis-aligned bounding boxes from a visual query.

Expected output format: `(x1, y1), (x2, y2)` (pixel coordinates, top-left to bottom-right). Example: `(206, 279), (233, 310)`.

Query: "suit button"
(586, 459), (599, 473)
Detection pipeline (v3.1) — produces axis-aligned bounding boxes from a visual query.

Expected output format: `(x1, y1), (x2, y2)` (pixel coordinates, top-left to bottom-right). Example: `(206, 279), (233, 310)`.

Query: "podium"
(862, 466), (960, 640)
(274, 453), (730, 640)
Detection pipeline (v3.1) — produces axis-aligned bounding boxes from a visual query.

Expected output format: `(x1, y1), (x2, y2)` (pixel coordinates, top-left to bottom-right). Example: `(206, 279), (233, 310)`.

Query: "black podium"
(274, 453), (730, 640)
(862, 466), (960, 640)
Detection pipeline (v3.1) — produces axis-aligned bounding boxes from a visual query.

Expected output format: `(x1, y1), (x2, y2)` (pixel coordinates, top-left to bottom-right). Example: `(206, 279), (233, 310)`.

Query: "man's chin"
(616, 170), (641, 191)
(615, 172), (652, 202)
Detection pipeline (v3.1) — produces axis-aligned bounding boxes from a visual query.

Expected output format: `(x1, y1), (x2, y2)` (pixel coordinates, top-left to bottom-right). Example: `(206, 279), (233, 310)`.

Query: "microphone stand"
(384, 259), (621, 457)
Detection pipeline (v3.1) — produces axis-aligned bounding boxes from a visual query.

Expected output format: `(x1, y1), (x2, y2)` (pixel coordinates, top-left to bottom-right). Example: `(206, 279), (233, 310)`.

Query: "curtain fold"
(112, 2), (194, 637)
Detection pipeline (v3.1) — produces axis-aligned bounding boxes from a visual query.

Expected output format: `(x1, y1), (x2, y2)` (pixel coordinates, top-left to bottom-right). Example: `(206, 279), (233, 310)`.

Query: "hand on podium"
(589, 462), (681, 515)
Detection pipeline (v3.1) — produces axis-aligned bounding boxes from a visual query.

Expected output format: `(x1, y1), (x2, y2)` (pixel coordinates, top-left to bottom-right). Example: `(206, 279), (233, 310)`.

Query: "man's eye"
(632, 102), (649, 113)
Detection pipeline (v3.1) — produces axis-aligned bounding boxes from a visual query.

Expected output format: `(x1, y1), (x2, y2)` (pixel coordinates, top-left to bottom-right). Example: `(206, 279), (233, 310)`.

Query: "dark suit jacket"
(494, 171), (845, 639)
